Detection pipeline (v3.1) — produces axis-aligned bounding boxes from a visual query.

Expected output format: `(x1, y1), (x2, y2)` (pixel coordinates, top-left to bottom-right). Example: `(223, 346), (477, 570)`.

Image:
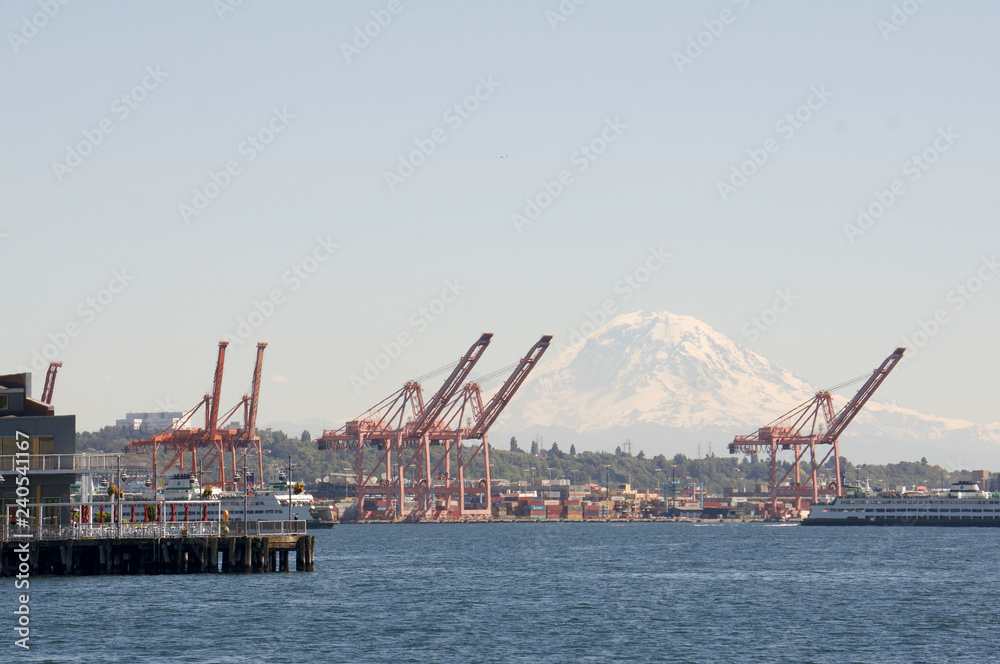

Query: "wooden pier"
(0, 534), (314, 576)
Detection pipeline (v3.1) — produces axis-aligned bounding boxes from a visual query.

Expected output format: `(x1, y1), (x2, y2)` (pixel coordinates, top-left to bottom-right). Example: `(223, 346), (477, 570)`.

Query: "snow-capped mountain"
(497, 311), (1000, 468)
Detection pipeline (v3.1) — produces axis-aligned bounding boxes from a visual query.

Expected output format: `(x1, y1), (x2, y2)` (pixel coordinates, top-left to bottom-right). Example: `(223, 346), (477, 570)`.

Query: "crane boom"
(823, 347), (905, 443)
(207, 341), (229, 440)
(245, 342), (267, 439)
(41, 361), (62, 405)
(408, 333), (492, 437)
(470, 334), (551, 437)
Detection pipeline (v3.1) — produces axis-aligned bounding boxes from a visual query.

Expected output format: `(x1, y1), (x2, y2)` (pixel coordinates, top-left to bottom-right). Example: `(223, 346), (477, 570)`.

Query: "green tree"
(301, 429), (311, 443)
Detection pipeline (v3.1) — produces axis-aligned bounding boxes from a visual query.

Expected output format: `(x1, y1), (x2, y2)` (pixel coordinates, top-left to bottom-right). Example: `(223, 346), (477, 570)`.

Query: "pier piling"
(0, 535), (314, 576)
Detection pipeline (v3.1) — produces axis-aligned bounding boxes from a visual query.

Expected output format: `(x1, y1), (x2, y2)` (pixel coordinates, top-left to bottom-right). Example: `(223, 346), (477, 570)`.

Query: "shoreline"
(337, 517), (778, 525)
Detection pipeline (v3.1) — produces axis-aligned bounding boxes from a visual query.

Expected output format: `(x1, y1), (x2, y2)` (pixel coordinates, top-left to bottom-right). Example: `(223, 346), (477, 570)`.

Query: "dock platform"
(0, 518), (314, 576)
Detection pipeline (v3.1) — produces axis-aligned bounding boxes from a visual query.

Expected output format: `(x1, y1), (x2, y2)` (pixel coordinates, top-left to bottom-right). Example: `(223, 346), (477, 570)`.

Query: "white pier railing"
(0, 453), (145, 474)
(1, 501), (306, 540)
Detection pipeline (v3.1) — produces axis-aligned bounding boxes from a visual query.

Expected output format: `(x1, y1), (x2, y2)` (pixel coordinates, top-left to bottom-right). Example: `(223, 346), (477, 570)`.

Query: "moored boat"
(803, 481), (1000, 526)
(143, 473), (314, 523)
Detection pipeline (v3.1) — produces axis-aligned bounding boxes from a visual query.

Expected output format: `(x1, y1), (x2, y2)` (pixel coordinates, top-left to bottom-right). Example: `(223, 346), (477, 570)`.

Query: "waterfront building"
(0, 372), (77, 519)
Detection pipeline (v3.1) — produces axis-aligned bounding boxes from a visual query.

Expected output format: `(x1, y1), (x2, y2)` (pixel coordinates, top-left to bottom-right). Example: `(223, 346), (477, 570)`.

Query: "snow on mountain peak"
(497, 309), (1000, 466)
(508, 310), (816, 432)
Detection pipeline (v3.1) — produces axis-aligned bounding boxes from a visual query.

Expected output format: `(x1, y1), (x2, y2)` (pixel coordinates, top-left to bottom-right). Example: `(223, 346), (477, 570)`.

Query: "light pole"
(603, 464), (611, 503)
(241, 459), (249, 526)
(287, 454), (294, 521)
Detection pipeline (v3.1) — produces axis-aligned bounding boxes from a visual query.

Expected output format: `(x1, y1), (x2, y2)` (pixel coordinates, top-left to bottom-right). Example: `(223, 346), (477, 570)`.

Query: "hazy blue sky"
(3, 1), (998, 439)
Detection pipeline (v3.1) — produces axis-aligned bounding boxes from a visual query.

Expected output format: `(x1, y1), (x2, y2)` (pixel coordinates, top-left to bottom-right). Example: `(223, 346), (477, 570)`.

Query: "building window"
(0, 395), (7, 409)
(37, 436), (54, 455)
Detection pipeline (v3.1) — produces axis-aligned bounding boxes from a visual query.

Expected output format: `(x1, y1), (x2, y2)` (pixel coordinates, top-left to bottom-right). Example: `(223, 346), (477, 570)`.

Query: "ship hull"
(803, 516), (1000, 526)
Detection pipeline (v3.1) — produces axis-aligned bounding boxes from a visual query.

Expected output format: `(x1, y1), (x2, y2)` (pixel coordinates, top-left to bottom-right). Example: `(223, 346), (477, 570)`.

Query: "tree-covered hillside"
(78, 426), (975, 494)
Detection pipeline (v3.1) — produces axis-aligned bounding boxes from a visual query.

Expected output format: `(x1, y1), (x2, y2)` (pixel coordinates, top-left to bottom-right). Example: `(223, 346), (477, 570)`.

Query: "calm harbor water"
(11, 523), (1000, 663)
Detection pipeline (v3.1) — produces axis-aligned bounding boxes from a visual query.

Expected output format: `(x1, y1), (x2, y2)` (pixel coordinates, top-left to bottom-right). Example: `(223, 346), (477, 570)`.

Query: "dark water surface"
(10, 522), (1000, 663)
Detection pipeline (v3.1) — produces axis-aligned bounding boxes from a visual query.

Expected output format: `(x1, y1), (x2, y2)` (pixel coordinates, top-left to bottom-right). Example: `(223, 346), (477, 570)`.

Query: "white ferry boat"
(150, 473), (314, 523)
(803, 481), (1000, 526)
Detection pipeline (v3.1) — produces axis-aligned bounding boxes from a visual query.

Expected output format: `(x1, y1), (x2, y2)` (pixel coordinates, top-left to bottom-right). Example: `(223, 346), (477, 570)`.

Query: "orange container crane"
(201, 341), (229, 485)
(316, 333), (495, 520)
(210, 342), (268, 489)
(729, 347), (905, 515)
(430, 334), (552, 517)
(317, 380), (426, 519)
(237, 342), (268, 488)
(128, 342), (229, 487)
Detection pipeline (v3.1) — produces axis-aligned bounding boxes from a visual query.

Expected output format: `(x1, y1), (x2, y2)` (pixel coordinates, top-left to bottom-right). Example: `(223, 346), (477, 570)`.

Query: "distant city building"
(115, 411), (183, 433)
(971, 470), (991, 489)
(0, 372), (78, 515)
